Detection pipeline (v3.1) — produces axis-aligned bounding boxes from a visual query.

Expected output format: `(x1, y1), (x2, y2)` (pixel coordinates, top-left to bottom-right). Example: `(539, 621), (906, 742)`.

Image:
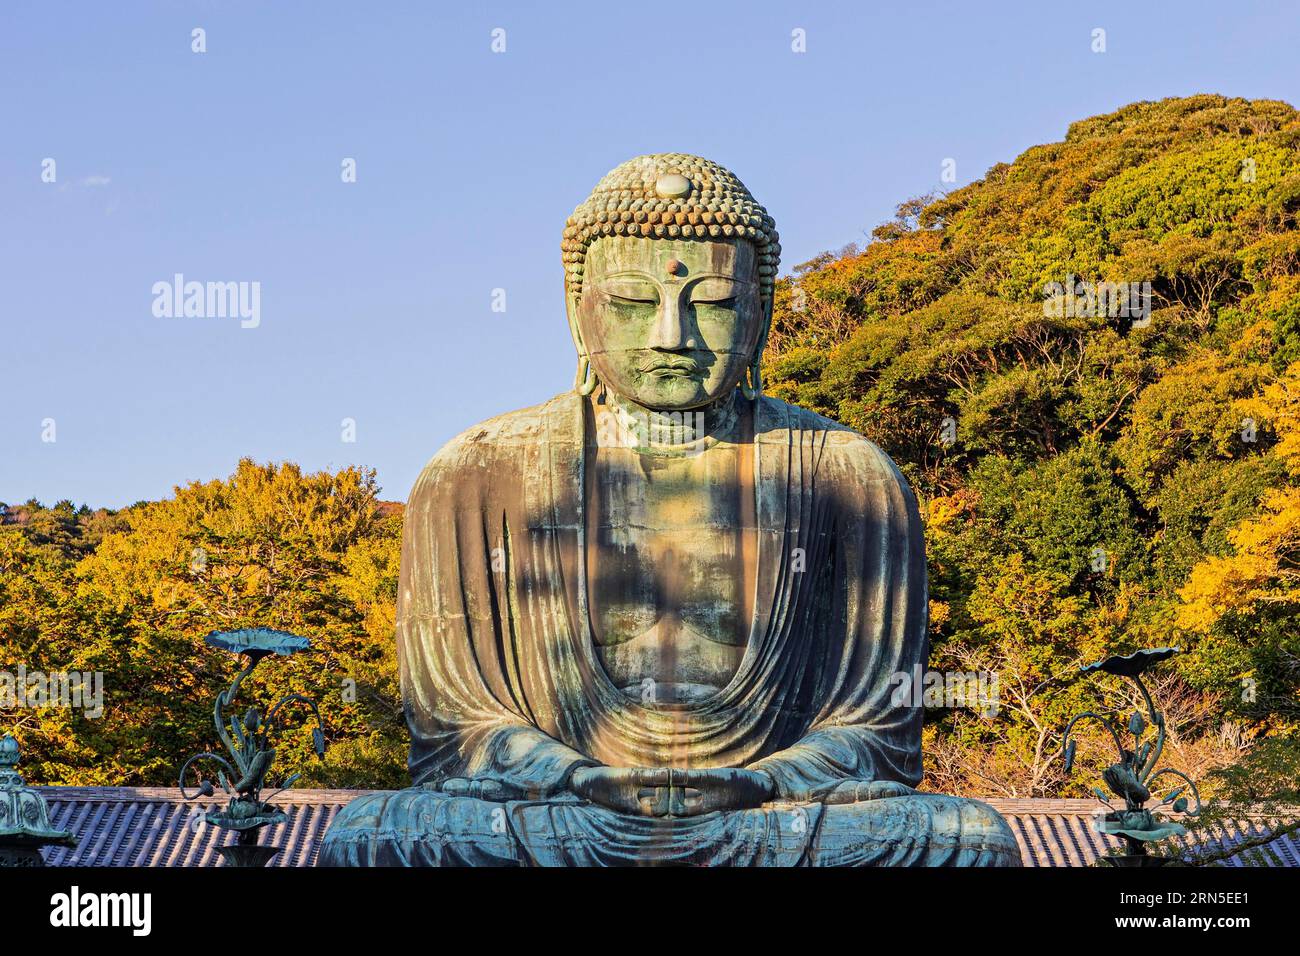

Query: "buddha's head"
(563, 154), (780, 411)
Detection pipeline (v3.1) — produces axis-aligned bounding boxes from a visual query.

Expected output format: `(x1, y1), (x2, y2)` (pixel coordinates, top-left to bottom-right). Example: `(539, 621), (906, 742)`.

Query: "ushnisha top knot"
(562, 153), (781, 308)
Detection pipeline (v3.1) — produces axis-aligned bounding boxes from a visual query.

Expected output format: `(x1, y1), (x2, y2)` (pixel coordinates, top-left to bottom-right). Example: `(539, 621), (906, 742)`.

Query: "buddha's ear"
(757, 291), (774, 355)
(566, 290), (599, 395)
(565, 288), (591, 365)
(743, 302), (772, 400)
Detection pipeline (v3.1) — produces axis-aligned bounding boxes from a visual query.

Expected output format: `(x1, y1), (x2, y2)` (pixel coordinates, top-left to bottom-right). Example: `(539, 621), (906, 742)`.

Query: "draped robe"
(319, 391), (1021, 866)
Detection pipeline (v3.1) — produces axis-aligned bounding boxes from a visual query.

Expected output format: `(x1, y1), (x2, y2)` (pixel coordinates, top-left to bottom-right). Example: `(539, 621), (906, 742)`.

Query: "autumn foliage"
(3, 96), (1298, 799)
(765, 95), (1300, 797)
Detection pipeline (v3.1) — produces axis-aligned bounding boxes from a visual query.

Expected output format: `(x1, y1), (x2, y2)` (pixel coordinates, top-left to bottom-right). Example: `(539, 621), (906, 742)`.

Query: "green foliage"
(6, 96), (1300, 805)
(1, 460), (406, 788)
(768, 95), (1300, 798)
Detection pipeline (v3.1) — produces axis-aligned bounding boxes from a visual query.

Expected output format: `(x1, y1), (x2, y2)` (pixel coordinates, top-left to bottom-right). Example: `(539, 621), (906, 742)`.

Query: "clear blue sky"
(3, 1), (1297, 508)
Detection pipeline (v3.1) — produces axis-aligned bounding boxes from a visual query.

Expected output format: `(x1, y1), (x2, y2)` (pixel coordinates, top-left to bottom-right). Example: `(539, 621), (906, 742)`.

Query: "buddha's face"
(574, 236), (763, 411)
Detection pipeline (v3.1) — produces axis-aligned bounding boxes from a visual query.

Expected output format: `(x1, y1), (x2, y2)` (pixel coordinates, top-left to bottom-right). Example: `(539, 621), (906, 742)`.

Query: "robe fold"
(397, 391), (927, 802)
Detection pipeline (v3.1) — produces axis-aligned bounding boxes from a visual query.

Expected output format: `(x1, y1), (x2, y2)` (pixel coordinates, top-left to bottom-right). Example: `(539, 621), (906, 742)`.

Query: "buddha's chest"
(585, 443), (754, 702)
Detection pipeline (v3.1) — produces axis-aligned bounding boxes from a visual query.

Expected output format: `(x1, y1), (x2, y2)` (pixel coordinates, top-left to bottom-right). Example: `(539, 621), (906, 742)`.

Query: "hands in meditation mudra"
(320, 155), (1020, 866)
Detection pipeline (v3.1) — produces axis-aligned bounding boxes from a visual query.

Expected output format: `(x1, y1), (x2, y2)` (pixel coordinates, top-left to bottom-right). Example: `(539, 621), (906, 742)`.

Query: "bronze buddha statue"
(319, 154), (1020, 866)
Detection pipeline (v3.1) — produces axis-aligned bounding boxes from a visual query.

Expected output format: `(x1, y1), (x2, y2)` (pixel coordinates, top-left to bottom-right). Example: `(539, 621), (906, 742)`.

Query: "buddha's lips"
(641, 357), (703, 376)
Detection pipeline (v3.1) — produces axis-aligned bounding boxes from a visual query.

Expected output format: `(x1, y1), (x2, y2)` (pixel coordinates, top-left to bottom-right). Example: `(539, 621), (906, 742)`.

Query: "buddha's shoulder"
(442, 394), (574, 451)
(757, 396), (905, 481)
(757, 395), (856, 437)
(410, 393), (579, 490)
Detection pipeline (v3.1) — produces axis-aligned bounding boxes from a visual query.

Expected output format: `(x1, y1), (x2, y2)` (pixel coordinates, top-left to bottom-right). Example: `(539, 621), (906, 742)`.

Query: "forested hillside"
(0, 465), (406, 788)
(3, 95), (1297, 799)
(765, 94), (1300, 797)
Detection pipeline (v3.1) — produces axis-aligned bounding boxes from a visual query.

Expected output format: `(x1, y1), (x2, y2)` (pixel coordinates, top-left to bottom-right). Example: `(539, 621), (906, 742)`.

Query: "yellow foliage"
(925, 493), (972, 529)
(927, 599), (951, 633)
(1178, 362), (1300, 629)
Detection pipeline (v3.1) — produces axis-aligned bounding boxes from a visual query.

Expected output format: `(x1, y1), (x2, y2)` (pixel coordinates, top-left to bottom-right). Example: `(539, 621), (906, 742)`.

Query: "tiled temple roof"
(33, 788), (1300, 867)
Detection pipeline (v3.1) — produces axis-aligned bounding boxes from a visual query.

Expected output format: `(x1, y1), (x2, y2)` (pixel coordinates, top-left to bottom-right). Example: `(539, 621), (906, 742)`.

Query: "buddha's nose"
(647, 293), (696, 351)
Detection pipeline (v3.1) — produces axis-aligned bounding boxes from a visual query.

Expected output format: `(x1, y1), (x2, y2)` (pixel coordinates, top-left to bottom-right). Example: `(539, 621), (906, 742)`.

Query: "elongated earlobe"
(741, 359), (761, 400)
(575, 355), (598, 396)
(567, 290), (599, 396)
(742, 323), (768, 400)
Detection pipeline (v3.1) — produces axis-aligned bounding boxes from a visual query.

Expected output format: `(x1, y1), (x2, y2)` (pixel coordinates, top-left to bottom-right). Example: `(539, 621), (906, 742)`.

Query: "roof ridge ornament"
(0, 734), (78, 866)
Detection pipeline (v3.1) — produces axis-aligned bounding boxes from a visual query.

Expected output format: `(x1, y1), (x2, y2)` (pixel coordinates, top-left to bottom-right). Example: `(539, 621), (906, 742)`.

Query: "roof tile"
(31, 789), (1299, 867)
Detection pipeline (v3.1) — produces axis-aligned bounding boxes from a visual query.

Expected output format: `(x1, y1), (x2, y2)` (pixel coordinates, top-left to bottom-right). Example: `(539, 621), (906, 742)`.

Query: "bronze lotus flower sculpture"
(202, 627), (311, 661)
(1062, 647), (1201, 866)
(178, 628), (326, 866)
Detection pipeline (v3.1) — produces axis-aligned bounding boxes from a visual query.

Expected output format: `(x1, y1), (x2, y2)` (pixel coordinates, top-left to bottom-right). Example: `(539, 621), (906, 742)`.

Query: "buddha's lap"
(324, 785), (1016, 850)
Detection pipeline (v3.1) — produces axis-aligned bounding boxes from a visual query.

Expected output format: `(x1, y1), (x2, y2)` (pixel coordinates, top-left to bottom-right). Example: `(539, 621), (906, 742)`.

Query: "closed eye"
(600, 279), (659, 304)
(690, 277), (746, 305)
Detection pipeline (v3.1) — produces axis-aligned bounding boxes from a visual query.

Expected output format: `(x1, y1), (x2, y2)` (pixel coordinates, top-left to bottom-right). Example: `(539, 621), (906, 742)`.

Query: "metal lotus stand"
(0, 734), (77, 866)
(1062, 647), (1202, 867)
(179, 628), (327, 867)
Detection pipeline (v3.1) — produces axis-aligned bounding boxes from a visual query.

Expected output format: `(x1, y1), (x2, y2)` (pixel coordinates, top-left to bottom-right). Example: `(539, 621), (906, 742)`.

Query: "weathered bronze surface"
(178, 628), (327, 867)
(0, 735), (77, 866)
(320, 154), (1020, 866)
(1064, 647), (1202, 866)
